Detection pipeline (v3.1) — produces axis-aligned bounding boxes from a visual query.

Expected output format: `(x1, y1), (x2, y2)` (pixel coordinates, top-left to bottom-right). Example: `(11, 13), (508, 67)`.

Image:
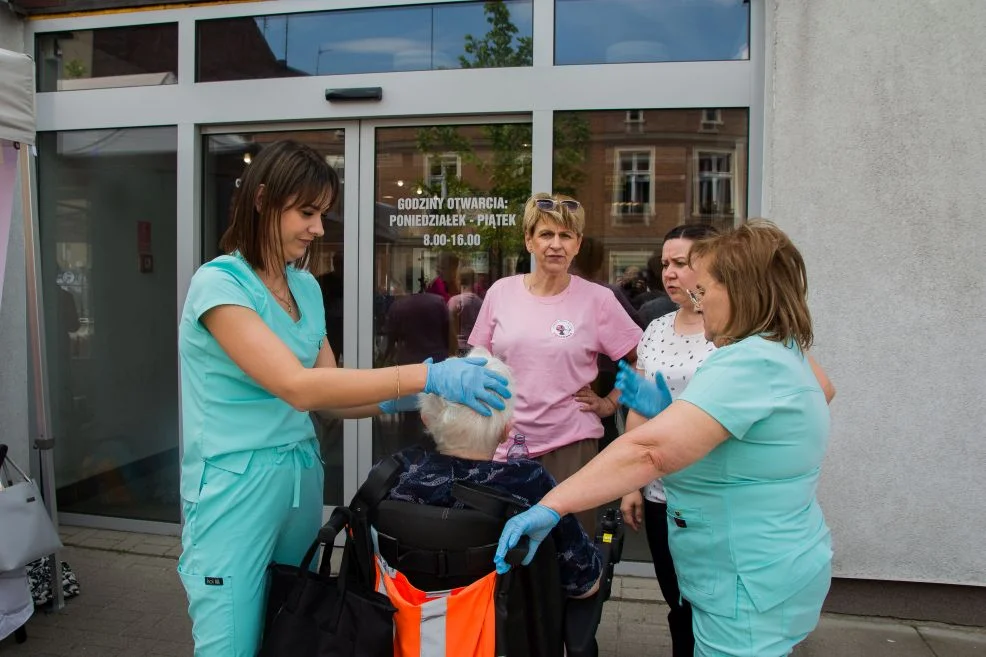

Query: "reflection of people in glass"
(316, 251), (344, 362)
(176, 140), (510, 657)
(448, 266), (483, 356)
(569, 235), (638, 315)
(618, 264), (647, 300)
(469, 193), (643, 535)
(384, 290), (451, 366)
(425, 251), (459, 301)
(381, 287), (453, 453)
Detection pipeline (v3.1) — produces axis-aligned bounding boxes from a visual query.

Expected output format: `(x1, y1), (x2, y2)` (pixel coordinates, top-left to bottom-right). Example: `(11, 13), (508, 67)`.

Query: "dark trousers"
(644, 499), (695, 657)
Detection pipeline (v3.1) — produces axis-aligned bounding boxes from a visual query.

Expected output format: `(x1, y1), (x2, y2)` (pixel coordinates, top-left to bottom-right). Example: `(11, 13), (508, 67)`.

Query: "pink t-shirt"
(469, 275), (643, 459)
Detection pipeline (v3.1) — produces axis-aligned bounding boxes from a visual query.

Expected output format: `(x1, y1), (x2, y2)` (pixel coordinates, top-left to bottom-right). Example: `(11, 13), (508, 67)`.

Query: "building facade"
(2, 0), (985, 621)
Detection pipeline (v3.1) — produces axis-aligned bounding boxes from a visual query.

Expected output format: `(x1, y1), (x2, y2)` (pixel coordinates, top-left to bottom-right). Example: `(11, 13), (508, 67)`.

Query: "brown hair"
(219, 140), (340, 273)
(689, 220), (814, 350)
(522, 192), (585, 237)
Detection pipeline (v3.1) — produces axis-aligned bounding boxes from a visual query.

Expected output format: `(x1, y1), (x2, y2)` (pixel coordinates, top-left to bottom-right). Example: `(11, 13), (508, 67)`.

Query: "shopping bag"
(260, 507), (396, 657)
(0, 445), (63, 572)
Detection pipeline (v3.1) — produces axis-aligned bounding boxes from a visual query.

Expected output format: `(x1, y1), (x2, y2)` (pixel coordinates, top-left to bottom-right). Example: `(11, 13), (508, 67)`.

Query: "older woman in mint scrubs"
(495, 220), (835, 656)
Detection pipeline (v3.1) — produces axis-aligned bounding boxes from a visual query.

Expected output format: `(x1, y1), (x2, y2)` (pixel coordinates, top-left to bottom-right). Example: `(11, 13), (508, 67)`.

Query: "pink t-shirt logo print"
(552, 320), (576, 339)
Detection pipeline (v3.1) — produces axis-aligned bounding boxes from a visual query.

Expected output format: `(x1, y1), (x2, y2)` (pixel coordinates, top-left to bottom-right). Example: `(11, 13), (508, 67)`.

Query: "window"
(700, 109), (723, 132)
(555, 0), (750, 66)
(695, 151), (734, 217)
(612, 148), (654, 223)
(424, 153), (462, 195)
(35, 23), (178, 92)
(197, 0), (533, 82)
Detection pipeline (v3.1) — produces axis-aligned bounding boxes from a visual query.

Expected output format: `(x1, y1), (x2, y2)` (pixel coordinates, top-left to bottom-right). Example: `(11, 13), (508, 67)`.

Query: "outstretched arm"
(202, 305), (508, 415)
(539, 400), (728, 517)
(495, 401), (729, 572)
(312, 342), (401, 419)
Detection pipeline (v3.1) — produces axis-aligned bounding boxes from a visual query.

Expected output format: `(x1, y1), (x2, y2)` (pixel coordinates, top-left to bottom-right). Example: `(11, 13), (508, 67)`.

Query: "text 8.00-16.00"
(423, 233), (482, 247)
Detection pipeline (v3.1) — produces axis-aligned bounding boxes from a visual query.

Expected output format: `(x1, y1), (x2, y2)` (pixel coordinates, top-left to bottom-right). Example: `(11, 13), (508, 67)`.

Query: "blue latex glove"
(378, 395), (420, 414)
(494, 504), (561, 574)
(424, 356), (511, 416)
(615, 360), (672, 419)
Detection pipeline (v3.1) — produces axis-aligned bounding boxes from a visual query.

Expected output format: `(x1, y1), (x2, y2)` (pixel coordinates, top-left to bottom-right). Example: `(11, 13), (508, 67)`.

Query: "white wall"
(0, 6), (29, 474)
(764, 0), (986, 586)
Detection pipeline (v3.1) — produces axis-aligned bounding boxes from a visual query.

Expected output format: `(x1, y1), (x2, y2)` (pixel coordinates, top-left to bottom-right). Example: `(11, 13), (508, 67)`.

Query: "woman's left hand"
(494, 504), (561, 573)
(615, 360), (672, 419)
(574, 386), (616, 418)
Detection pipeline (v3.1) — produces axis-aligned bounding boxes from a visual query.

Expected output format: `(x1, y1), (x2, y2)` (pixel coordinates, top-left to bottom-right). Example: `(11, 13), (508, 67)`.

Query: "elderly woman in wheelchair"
(369, 346), (620, 657)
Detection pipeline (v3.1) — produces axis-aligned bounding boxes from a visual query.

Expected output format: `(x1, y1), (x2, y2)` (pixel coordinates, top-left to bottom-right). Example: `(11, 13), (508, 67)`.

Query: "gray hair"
(418, 347), (515, 457)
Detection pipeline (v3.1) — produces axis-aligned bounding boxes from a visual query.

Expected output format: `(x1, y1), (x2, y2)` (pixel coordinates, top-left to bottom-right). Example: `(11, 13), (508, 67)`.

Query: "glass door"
(201, 117), (532, 508)
(356, 117), (532, 477)
(201, 124), (359, 509)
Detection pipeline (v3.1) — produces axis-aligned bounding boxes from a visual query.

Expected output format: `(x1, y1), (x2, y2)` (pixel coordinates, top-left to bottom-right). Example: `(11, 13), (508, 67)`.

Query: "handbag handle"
(282, 506), (353, 615)
(0, 449), (31, 491)
(297, 507), (351, 574)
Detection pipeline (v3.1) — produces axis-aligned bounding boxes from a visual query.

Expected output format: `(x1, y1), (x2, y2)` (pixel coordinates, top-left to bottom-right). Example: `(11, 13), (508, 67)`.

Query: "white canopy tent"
(0, 48), (34, 145)
(0, 47), (64, 610)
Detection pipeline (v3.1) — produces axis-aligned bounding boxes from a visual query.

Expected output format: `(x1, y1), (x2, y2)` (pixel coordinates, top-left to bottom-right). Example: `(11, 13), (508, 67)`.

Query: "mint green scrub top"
(667, 336), (832, 618)
(178, 254), (326, 503)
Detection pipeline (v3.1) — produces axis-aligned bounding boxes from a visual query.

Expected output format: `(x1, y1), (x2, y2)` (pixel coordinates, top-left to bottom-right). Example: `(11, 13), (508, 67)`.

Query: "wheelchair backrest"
(373, 499), (505, 591)
(369, 486), (566, 657)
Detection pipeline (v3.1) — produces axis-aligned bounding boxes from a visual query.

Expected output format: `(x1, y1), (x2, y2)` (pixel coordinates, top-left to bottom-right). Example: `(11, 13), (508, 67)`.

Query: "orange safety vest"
(375, 556), (497, 657)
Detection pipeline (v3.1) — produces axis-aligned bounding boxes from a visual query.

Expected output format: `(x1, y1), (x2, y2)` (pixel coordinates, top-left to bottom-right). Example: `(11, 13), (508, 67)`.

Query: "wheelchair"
(262, 455), (625, 657)
(368, 478), (625, 657)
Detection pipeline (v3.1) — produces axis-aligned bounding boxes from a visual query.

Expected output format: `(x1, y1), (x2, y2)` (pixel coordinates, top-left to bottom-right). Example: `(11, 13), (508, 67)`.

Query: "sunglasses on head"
(534, 198), (581, 212)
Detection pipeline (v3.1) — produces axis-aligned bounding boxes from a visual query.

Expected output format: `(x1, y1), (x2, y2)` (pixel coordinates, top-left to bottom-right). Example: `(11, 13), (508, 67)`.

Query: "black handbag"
(260, 457), (402, 657)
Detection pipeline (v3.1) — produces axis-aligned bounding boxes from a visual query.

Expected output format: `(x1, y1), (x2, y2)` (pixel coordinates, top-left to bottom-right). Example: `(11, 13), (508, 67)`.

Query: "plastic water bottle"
(506, 434), (529, 462)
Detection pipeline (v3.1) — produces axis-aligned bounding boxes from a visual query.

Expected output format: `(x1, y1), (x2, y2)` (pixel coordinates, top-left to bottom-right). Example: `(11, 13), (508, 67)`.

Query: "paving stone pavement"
(1, 527), (984, 656)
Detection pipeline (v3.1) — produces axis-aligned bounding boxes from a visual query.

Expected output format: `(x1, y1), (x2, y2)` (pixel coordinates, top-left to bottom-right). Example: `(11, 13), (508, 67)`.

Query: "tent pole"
(21, 143), (64, 611)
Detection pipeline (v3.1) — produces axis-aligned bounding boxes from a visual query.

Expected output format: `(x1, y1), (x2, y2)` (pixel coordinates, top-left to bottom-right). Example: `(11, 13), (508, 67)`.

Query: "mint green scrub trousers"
(178, 438), (324, 657)
(692, 562), (831, 657)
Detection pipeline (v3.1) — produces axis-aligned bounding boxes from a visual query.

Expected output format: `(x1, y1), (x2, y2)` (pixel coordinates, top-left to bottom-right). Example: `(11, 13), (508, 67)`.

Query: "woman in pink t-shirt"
(469, 193), (643, 534)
